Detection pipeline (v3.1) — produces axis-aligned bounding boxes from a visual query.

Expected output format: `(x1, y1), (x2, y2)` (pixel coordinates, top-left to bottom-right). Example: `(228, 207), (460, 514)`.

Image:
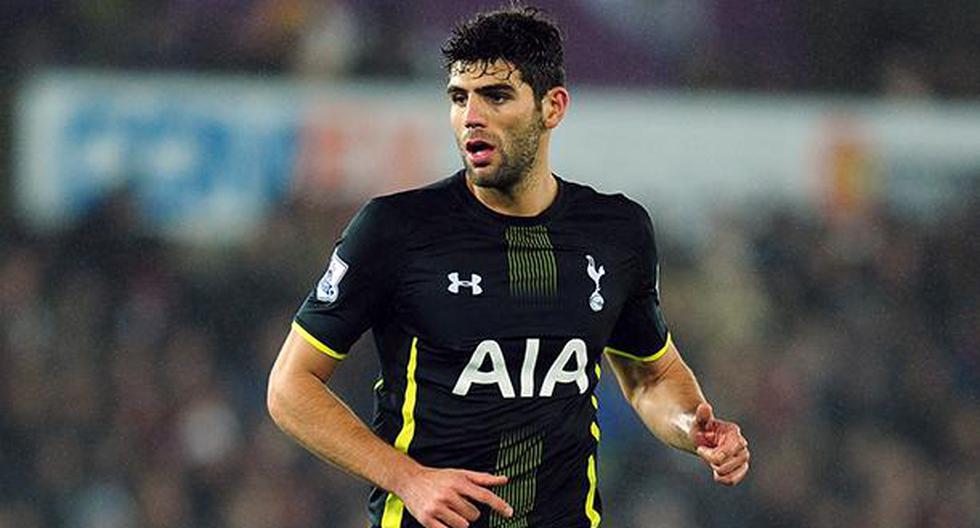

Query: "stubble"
(465, 112), (545, 194)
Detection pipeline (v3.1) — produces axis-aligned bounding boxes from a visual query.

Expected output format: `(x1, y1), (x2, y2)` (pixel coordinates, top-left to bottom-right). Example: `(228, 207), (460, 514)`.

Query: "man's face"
(447, 60), (546, 191)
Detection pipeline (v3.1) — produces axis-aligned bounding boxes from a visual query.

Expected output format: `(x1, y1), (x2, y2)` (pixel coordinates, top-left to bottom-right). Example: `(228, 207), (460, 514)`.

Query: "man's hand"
(396, 467), (514, 528)
(691, 403), (750, 486)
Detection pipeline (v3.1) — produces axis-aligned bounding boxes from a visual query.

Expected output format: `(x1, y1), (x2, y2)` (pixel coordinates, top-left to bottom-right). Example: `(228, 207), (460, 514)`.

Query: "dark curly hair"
(441, 6), (565, 101)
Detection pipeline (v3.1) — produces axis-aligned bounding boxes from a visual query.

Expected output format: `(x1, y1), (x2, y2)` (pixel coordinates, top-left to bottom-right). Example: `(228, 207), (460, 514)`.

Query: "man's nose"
(464, 99), (486, 128)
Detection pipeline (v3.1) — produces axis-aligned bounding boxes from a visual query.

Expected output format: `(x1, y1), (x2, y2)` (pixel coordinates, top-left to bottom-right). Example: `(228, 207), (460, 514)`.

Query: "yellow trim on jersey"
(373, 378), (384, 391)
(393, 337), (420, 451)
(592, 363), (601, 410)
(381, 337), (420, 528)
(585, 454), (601, 527)
(587, 356), (602, 527)
(291, 321), (347, 360)
(603, 332), (673, 362)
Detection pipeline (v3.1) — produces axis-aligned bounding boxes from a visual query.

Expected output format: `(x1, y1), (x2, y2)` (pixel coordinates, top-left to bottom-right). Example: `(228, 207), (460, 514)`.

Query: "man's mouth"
(465, 139), (496, 167)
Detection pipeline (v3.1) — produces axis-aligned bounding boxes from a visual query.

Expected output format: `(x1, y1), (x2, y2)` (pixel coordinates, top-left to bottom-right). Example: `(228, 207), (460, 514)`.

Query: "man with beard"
(268, 6), (749, 528)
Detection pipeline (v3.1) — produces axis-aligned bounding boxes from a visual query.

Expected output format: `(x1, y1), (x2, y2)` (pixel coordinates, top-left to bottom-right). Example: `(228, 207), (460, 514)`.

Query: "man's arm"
(605, 340), (750, 486)
(267, 328), (513, 527)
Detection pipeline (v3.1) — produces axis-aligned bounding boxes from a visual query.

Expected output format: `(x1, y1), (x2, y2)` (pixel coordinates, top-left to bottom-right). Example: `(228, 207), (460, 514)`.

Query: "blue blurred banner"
(15, 71), (447, 244)
(16, 71), (980, 245)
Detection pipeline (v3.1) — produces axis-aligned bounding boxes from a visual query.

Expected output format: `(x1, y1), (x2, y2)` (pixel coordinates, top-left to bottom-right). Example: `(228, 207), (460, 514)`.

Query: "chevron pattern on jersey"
(505, 225), (558, 298)
(488, 427), (544, 528)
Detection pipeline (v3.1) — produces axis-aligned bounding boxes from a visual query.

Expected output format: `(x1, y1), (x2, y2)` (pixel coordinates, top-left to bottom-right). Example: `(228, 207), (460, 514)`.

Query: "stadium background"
(1, 1), (978, 527)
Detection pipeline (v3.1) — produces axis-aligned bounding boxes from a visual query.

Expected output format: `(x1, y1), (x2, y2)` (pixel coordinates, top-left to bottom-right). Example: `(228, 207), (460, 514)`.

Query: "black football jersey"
(294, 170), (671, 528)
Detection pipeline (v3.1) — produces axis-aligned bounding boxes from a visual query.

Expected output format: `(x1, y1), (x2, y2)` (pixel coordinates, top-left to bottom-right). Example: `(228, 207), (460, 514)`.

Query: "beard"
(463, 113), (545, 193)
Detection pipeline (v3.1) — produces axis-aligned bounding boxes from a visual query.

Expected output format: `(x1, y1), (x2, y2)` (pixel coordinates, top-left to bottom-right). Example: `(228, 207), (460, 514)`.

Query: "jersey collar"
(452, 169), (568, 226)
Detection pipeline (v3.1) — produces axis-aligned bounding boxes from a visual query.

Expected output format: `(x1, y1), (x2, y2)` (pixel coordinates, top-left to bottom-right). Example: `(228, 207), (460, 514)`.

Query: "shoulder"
(560, 177), (655, 231)
(366, 173), (459, 219)
(350, 174), (459, 233)
(558, 178), (660, 262)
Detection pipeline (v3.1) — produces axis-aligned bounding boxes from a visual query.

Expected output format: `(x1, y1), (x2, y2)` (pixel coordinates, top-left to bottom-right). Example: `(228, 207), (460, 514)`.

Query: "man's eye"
(451, 93), (467, 105)
(488, 93), (508, 104)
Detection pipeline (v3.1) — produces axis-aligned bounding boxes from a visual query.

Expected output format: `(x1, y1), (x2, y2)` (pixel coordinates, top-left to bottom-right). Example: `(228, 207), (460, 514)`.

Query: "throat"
(466, 171), (558, 217)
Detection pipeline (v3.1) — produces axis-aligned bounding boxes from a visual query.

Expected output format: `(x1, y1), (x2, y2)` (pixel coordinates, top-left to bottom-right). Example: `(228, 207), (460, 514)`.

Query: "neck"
(466, 149), (557, 218)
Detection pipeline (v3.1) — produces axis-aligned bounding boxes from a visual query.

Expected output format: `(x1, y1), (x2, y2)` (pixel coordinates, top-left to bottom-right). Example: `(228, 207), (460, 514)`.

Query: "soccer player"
(267, 7), (750, 528)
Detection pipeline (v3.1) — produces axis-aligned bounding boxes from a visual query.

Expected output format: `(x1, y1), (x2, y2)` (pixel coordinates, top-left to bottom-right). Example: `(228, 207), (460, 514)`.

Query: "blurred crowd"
(2, 0), (980, 97)
(0, 186), (976, 528)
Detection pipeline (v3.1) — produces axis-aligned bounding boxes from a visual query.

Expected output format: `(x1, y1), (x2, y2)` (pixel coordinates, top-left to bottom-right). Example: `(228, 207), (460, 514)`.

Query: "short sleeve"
(293, 199), (401, 360)
(605, 203), (672, 361)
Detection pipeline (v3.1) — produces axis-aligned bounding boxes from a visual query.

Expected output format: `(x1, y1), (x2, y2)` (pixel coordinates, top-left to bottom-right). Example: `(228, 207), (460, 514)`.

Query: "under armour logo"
(586, 255), (605, 312)
(448, 272), (483, 295)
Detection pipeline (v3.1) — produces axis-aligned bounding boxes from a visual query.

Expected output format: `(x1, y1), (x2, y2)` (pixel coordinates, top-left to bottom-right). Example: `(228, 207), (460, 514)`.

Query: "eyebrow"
(446, 83), (518, 96)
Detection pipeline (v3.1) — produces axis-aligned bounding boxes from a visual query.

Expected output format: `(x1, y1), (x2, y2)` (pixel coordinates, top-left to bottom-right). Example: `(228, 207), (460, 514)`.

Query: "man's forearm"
(267, 371), (420, 494)
(609, 343), (751, 486)
(632, 354), (706, 452)
(610, 349), (707, 454)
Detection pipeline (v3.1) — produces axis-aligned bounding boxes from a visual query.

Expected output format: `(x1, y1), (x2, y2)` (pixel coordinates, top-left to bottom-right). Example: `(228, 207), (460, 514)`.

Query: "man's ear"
(541, 86), (570, 129)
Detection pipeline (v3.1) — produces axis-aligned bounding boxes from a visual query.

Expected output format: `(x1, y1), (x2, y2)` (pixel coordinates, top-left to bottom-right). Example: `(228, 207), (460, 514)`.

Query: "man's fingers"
(414, 497), (471, 528)
(694, 429), (717, 447)
(717, 435), (748, 459)
(713, 447), (750, 476)
(714, 461), (750, 486)
(733, 462), (750, 483)
(692, 403), (717, 448)
(700, 440), (747, 467)
(700, 421), (746, 454)
(694, 416), (750, 486)
(694, 403), (714, 429)
(460, 481), (514, 518)
(436, 507), (471, 528)
(697, 445), (726, 465)
(461, 470), (509, 487)
(711, 451), (749, 476)
(461, 470), (513, 517)
(445, 493), (481, 522)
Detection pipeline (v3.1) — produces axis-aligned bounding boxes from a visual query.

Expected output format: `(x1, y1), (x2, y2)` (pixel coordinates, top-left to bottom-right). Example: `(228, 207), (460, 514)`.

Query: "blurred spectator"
(288, 0), (359, 78)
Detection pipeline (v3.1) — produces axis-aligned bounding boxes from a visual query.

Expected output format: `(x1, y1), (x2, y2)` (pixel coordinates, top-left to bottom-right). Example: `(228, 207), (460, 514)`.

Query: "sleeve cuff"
(604, 333), (672, 362)
(291, 321), (347, 360)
